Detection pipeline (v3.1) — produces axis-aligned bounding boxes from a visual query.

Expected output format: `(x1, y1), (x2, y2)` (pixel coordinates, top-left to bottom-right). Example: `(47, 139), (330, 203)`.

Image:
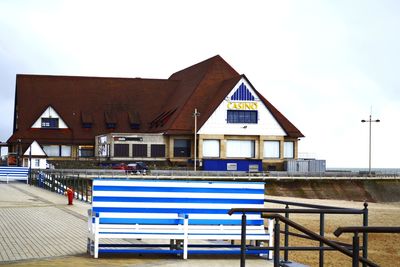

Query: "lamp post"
(193, 108), (200, 171)
(361, 114), (380, 176)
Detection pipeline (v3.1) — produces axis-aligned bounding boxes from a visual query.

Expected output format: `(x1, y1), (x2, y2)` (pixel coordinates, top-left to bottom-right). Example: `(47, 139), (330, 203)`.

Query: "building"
(22, 141), (48, 169)
(7, 55), (304, 171)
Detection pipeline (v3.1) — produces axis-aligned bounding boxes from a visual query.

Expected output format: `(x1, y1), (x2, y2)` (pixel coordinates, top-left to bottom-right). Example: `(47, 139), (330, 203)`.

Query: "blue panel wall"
(203, 159), (262, 172)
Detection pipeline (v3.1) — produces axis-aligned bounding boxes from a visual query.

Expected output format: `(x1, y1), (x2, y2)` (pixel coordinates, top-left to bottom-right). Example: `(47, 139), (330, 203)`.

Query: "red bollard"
(67, 187), (74, 205)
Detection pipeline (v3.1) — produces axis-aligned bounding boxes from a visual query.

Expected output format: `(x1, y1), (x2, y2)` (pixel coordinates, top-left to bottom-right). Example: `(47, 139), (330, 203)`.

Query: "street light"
(193, 108), (200, 171)
(361, 114), (380, 176)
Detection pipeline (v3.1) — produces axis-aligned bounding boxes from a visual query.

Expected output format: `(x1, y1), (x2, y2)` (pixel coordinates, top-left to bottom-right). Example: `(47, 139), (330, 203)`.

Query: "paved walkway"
(0, 182), (273, 266)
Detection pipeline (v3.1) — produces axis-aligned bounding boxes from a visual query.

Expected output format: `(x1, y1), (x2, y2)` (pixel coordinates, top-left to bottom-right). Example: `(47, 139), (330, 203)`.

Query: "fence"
(30, 170), (92, 202)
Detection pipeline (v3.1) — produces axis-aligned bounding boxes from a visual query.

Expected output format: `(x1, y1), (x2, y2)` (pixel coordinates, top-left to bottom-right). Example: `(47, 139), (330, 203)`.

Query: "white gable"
(31, 106), (68, 129)
(198, 78), (286, 136)
(23, 141), (47, 156)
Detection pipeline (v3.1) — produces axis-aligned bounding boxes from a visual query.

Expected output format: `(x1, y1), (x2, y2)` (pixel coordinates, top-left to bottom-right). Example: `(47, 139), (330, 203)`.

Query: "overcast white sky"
(0, 0), (399, 168)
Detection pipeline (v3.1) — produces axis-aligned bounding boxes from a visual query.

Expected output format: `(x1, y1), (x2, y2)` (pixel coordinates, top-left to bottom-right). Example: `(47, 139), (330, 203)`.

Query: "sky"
(0, 0), (399, 168)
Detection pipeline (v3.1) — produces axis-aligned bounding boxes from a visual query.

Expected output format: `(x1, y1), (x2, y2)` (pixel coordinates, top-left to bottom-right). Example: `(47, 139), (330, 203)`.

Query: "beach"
(266, 196), (400, 267)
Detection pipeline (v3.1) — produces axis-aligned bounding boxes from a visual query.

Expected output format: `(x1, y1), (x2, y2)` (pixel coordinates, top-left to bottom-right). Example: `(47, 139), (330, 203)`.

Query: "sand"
(266, 196), (400, 267)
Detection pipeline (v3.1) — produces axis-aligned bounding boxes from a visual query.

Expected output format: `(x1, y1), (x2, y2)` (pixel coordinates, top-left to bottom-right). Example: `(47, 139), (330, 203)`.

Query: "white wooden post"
(183, 214), (189, 259)
(94, 214), (100, 258)
(268, 219), (274, 260)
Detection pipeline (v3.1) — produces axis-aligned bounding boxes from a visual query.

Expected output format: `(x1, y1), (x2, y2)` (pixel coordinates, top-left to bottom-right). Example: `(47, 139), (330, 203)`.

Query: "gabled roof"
(8, 55), (303, 145)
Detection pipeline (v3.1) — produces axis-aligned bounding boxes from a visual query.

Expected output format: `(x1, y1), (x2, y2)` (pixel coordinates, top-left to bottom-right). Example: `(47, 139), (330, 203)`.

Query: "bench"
(0, 167), (29, 183)
(87, 179), (273, 259)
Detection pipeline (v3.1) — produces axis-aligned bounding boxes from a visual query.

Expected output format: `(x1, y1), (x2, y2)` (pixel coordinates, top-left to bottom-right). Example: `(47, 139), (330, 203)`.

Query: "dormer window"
(130, 123), (140, 130)
(128, 111), (141, 130)
(41, 118), (59, 128)
(81, 112), (93, 129)
(83, 123), (92, 128)
(106, 122), (116, 129)
(32, 106), (68, 129)
(105, 111), (117, 130)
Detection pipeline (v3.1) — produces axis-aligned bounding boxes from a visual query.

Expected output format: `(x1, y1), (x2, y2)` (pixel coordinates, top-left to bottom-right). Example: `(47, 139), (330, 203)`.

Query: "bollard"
(66, 187), (74, 205)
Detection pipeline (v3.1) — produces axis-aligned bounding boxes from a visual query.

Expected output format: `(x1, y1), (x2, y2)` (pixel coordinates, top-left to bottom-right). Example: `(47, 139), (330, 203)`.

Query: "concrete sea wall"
(265, 179), (400, 203)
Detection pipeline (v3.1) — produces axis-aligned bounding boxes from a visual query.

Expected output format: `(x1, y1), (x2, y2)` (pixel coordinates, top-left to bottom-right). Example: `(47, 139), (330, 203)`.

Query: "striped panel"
(97, 249), (268, 255)
(93, 179), (263, 189)
(0, 167), (29, 181)
(93, 191), (263, 199)
(92, 179), (265, 226)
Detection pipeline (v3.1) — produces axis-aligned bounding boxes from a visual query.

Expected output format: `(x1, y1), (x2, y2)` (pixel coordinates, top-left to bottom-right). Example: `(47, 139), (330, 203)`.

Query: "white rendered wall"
(198, 78), (286, 136)
(23, 141), (47, 156)
(23, 158), (47, 169)
(31, 106), (68, 128)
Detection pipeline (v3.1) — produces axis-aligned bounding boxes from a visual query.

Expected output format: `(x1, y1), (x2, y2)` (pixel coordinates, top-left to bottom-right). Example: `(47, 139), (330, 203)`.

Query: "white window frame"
(226, 140), (255, 158)
(284, 141), (294, 159)
(202, 140), (220, 158)
(264, 141), (280, 158)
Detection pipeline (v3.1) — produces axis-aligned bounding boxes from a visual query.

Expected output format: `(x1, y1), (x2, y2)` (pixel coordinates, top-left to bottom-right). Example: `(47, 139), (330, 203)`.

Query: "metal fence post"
(352, 232), (360, 267)
(362, 202), (368, 267)
(284, 204), (289, 262)
(274, 218), (280, 267)
(319, 213), (325, 267)
(240, 213), (247, 267)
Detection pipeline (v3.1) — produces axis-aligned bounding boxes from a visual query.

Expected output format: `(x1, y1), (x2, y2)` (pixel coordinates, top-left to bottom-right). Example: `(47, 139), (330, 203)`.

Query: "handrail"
(264, 198), (351, 210)
(228, 208), (364, 215)
(334, 226), (400, 236)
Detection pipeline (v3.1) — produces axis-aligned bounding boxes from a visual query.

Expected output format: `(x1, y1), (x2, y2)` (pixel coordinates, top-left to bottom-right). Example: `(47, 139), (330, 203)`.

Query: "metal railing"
(228, 200), (371, 267)
(334, 226), (400, 267)
(29, 170), (93, 202)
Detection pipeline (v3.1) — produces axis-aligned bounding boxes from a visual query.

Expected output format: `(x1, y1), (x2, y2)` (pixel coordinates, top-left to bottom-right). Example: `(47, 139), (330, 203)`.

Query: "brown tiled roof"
(8, 55), (303, 145)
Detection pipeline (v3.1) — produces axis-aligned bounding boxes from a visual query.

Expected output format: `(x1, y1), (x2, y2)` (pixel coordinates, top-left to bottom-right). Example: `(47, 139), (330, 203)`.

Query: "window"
(114, 144), (129, 157)
(43, 145), (60, 157)
(284, 141), (294, 158)
(202, 140), (220, 158)
(82, 123), (92, 128)
(81, 112), (93, 128)
(34, 159), (40, 168)
(41, 118), (59, 128)
(264, 141), (280, 158)
(174, 139), (191, 157)
(130, 123), (140, 130)
(79, 146), (94, 157)
(106, 123), (116, 129)
(151, 144), (166, 157)
(226, 140), (255, 158)
(43, 145), (71, 157)
(61, 145), (72, 157)
(227, 110), (257, 123)
(132, 144), (147, 157)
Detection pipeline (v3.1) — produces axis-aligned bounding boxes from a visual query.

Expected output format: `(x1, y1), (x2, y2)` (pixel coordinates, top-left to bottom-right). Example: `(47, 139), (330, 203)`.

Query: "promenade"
(0, 182), (272, 267)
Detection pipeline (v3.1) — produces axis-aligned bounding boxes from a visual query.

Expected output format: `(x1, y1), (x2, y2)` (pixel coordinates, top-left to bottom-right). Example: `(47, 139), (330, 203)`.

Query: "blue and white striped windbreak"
(92, 179), (265, 226)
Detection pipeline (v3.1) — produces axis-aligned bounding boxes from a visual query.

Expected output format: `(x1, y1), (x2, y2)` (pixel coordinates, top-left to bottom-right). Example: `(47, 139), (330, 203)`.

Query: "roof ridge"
(164, 56), (231, 130)
(16, 73), (171, 81)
